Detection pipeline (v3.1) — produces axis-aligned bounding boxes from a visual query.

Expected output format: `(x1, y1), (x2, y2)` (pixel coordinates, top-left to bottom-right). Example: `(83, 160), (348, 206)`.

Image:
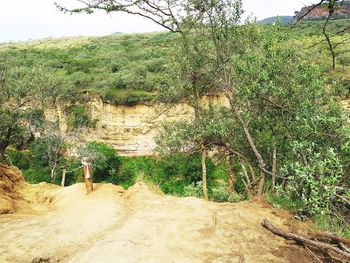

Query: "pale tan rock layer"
(45, 96), (229, 156)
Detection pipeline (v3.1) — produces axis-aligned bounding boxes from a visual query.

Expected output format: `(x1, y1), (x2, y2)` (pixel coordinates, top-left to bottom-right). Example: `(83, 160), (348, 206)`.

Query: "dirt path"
(0, 182), (313, 263)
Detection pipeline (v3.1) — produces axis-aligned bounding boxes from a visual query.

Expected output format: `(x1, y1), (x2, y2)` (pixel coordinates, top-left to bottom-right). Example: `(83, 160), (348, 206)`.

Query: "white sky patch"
(0, 0), (313, 42)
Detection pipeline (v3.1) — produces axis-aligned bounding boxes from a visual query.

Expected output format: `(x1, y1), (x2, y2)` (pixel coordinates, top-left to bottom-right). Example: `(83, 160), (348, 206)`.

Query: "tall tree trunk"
(50, 162), (57, 181)
(227, 157), (235, 193)
(193, 93), (208, 201)
(257, 171), (265, 197)
(61, 168), (66, 187)
(201, 145), (209, 201)
(229, 101), (267, 196)
(272, 147), (277, 193)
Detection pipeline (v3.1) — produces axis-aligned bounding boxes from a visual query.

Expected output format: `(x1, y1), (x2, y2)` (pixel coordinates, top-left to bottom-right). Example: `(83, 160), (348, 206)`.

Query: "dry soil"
(0, 180), (314, 263)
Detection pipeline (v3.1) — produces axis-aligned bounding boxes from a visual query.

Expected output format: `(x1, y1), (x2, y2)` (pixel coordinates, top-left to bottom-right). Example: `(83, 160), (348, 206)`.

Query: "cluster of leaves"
(279, 143), (344, 215)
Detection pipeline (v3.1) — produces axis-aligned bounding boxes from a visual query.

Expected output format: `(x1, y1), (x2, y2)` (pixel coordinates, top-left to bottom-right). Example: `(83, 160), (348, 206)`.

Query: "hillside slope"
(1, 23), (349, 106)
(0, 182), (313, 263)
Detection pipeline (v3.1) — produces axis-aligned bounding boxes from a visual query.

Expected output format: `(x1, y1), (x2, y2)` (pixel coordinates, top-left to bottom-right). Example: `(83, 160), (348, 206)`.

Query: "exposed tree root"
(262, 219), (350, 263)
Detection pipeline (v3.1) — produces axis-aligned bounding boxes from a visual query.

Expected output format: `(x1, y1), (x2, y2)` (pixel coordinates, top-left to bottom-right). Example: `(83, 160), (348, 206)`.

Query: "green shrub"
(67, 105), (96, 130)
(6, 149), (31, 170)
(23, 167), (51, 183)
(29, 139), (50, 167)
(313, 214), (350, 239)
(102, 88), (156, 106)
(67, 71), (91, 86)
(111, 157), (137, 188)
(183, 182), (203, 198)
(111, 63), (122, 73)
(210, 181), (230, 202)
(279, 143), (343, 216)
(228, 192), (243, 203)
(79, 141), (121, 183)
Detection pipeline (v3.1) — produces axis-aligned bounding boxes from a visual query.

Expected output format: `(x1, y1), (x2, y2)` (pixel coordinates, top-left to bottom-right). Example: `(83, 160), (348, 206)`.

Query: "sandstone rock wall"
(295, 3), (350, 20)
(46, 96), (229, 156)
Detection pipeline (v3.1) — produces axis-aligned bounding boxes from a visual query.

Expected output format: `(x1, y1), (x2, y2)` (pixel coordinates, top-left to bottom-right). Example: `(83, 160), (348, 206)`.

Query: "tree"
(0, 61), (62, 160)
(57, 1), (349, 225)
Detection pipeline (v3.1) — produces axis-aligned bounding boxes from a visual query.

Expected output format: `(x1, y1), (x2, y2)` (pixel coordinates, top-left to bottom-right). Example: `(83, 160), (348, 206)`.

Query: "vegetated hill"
(0, 33), (173, 105)
(295, 1), (350, 20)
(259, 16), (294, 24)
(0, 22), (349, 106)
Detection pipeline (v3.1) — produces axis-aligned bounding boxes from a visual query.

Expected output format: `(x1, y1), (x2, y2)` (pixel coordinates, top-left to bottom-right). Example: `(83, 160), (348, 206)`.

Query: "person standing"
(82, 157), (93, 194)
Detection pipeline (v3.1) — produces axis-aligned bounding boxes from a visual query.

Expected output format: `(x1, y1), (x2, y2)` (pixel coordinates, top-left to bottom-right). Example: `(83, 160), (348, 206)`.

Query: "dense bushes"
(8, 140), (243, 202)
(7, 142), (242, 202)
(115, 154), (239, 201)
(0, 33), (172, 105)
(79, 141), (121, 183)
(279, 144), (343, 216)
(102, 88), (156, 106)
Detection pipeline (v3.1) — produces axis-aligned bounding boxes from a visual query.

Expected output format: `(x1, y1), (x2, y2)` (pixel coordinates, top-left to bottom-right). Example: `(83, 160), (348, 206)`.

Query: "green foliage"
(79, 141), (121, 183)
(210, 181), (230, 202)
(67, 71), (92, 87)
(0, 33), (173, 105)
(23, 167), (51, 184)
(313, 214), (350, 239)
(29, 138), (50, 167)
(183, 182), (203, 198)
(67, 105), (96, 129)
(0, 64), (61, 156)
(228, 192), (244, 203)
(112, 154), (229, 196)
(6, 149), (31, 170)
(102, 88), (156, 106)
(279, 143), (343, 216)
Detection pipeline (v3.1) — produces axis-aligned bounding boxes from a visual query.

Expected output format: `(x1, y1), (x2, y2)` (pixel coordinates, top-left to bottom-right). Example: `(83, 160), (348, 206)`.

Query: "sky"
(0, 0), (314, 42)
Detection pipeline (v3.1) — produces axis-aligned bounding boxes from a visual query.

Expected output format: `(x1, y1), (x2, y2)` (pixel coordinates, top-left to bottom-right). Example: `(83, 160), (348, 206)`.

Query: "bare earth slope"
(0, 182), (313, 263)
(0, 165), (27, 214)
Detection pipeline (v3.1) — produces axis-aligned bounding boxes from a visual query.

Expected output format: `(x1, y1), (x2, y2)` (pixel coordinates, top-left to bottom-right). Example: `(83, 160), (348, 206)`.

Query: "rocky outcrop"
(46, 96), (229, 156)
(295, 2), (350, 20)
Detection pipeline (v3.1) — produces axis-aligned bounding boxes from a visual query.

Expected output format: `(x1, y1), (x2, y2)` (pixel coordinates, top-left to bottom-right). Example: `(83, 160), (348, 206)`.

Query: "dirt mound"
(0, 182), (313, 263)
(0, 164), (25, 214)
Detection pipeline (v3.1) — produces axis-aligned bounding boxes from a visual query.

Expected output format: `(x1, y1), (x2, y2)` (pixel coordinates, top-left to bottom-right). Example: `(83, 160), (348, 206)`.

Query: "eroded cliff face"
(46, 96), (229, 156)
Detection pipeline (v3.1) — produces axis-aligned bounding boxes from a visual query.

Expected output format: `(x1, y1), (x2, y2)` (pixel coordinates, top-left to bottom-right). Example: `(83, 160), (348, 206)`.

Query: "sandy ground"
(0, 182), (313, 263)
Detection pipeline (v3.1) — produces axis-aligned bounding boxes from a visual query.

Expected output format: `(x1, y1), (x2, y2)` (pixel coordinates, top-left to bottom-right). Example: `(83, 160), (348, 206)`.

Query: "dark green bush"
(29, 139), (50, 167)
(67, 71), (92, 87)
(80, 141), (121, 183)
(7, 149), (31, 170)
(23, 167), (51, 183)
